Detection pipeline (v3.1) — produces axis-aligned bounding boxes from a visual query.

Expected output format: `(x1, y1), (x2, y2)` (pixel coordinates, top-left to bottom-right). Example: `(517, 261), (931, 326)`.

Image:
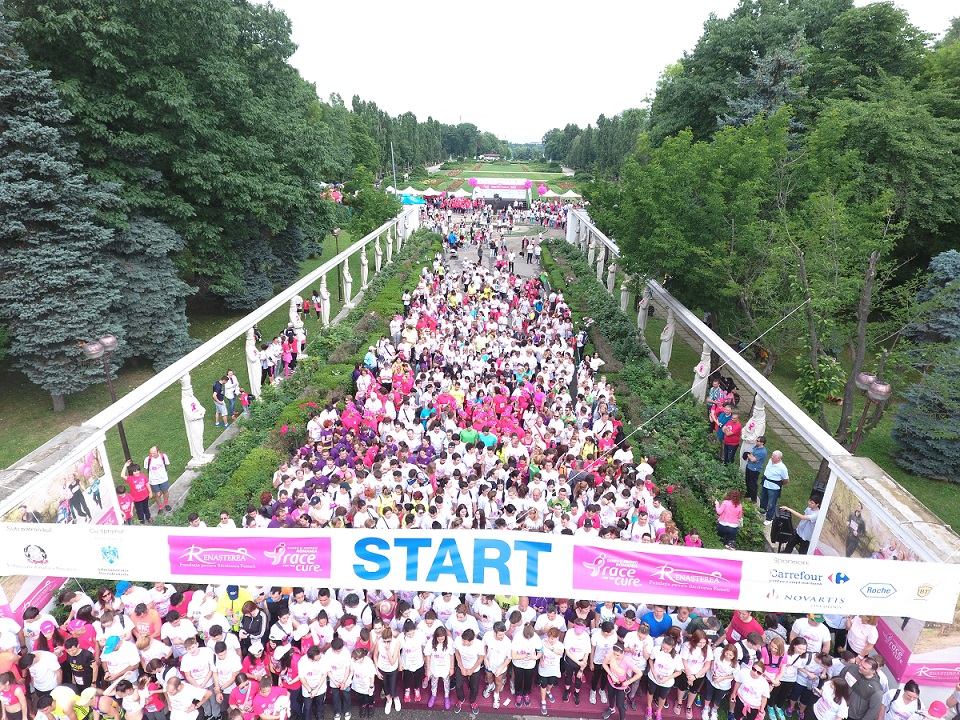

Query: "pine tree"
(892, 251), (960, 481)
(106, 215), (198, 369)
(0, 6), (121, 411)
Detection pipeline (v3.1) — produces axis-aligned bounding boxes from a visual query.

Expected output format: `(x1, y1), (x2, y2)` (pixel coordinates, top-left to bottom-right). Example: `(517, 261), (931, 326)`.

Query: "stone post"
(360, 246), (369, 287)
(692, 342), (711, 404)
(587, 235), (596, 266)
(740, 395), (767, 472)
(659, 309), (676, 367)
(374, 236), (383, 273)
(319, 275), (331, 327)
(245, 327), (262, 400)
(289, 297), (299, 325)
(607, 262), (617, 294)
(620, 282), (630, 313)
(181, 373), (211, 466)
(596, 250), (605, 283)
(386, 227), (394, 264)
(343, 263), (354, 308)
(638, 285), (650, 334)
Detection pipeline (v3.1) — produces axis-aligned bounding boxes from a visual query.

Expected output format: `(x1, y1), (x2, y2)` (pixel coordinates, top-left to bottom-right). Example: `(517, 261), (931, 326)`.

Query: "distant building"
(479, 153), (501, 161)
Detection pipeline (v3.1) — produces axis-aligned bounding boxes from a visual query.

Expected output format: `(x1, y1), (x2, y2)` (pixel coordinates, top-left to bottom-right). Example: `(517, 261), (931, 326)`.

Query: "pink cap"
(928, 702), (947, 719)
(40, 621), (56, 634)
(68, 619), (86, 632)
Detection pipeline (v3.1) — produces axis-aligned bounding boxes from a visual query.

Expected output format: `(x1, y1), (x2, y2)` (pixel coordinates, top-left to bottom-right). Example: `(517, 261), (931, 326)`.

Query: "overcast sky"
(260, 0), (957, 144)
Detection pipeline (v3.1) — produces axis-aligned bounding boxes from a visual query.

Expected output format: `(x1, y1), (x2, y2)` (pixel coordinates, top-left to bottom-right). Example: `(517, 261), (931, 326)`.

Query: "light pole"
(80, 334), (132, 461)
(849, 372), (893, 453)
(332, 227), (344, 302)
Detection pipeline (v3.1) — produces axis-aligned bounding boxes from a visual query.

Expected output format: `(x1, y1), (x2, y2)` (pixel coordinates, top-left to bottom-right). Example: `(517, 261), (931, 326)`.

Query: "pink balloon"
(468, 178), (478, 187)
(537, 185), (548, 195)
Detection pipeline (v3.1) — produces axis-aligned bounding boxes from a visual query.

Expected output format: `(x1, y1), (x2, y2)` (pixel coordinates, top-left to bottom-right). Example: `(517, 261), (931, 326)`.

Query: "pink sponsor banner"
(474, 182), (528, 190)
(573, 546), (743, 601)
(168, 535), (332, 581)
(876, 618), (960, 687)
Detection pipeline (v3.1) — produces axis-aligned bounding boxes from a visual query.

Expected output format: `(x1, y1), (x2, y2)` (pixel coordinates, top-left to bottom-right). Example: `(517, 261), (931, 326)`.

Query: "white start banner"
(2, 526), (958, 623)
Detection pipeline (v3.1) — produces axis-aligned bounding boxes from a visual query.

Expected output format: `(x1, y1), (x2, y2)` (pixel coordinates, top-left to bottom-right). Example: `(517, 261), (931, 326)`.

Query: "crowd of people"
(5, 219), (953, 720)
(3, 585), (952, 720)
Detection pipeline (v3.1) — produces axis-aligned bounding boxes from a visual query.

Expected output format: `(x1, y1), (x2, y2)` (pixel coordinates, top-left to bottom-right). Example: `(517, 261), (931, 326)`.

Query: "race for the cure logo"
(169, 536), (331, 578)
(573, 547), (742, 600)
(353, 536), (550, 586)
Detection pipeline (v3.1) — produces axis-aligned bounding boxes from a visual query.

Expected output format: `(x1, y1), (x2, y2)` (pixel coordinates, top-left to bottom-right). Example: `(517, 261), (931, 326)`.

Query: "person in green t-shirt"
(460, 426), (479, 445)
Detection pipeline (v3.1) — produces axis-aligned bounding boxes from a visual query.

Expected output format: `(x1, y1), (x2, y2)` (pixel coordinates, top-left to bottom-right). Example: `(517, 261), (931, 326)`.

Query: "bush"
(573, 170), (594, 182)
(409, 165), (428, 180)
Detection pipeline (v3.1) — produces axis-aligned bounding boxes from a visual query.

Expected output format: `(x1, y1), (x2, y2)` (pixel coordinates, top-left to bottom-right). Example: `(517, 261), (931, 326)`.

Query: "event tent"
(385, 186), (396, 194)
(399, 186), (423, 195)
(423, 188), (443, 197)
(450, 188), (472, 198)
(561, 190), (582, 198)
(542, 189), (560, 198)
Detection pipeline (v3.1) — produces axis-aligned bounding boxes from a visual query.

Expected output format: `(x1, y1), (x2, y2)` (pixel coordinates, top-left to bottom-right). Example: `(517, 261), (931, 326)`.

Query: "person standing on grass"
(213, 376), (229, 428)
(760, 451), (789, 525)
(120, 461), (152, 524)
(779, 499), (821, 555)
(224, 370), (240, 421)
(144, 446), (171, 514)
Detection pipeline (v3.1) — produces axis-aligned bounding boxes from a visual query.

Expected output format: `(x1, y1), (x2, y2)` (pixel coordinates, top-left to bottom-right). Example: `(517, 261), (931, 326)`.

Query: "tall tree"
(0, 6), (121, 410)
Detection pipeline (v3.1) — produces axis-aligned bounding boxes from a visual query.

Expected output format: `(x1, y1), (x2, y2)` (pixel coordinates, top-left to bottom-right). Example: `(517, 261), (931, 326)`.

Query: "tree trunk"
(51, 393), (65, 413)
(835, 251), (879, 446)
(762, 352), (779, 378)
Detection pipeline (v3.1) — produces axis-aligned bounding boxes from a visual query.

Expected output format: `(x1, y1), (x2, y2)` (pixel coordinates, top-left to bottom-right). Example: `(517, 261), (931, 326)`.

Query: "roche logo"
(860, 583), (896, 598)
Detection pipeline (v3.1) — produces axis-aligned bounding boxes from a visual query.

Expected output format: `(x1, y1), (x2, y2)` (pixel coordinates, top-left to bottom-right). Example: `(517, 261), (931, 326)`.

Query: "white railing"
(565, 208), (958, 564)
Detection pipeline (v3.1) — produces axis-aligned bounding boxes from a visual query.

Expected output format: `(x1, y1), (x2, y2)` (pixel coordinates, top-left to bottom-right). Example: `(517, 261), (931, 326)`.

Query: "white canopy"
(385, 185), (396, 194)
(451, 188), (472, 198)
(561, 189), (582, 198)
(423, 187), (442, 197)
(399, 186), (423, 195)
(542, 189), (560, 198)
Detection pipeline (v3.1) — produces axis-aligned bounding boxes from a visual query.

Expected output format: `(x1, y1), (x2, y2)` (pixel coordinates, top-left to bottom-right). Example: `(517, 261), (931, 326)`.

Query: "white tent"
(561, 189), (582, 198)
(542, 189), (560, 198)
(399, 186), (423, 195)
(451, 188), (471, 198)
(385, 185), (396, 194)
(423, 188), (442, 197)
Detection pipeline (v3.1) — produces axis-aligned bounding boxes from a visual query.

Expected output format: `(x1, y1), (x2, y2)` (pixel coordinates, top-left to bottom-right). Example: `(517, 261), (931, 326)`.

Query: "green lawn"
(0, 230), (362, 486)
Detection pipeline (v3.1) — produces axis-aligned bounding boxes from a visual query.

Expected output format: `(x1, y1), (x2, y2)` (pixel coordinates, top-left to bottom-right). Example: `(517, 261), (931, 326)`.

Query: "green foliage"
(348, 189), (402, 239)
(408, 165), (428, 181)
(795, 354), (846, 415)
(0, 13), (122, 405)
(892, 344), (960, 482)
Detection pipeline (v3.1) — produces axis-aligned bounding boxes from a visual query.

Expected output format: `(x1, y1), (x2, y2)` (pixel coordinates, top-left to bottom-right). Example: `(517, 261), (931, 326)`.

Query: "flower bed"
(446, 169), (462, 176)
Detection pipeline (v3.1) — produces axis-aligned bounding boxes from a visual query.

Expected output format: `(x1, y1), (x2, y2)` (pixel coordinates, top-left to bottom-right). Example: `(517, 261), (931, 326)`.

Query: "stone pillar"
(587, 235), (596, 266)
(581, 225), (589, 253)
(319, 275), (331, 327)
(374, 236), (383, 273)
(289, 297), (299, 325)
(386, 227), (394, 264)
(596, 250), (605, 283)
(692, 342), (711, 404)
(607, 262), (617, 294)
(360, 246), (369, 287)
(638, 285), (650, 334)
(739, 395), (767, 472)
(245, 327), (262, 400)
(343, 263), (354, 308)
(181, 372), (211, 466)
(397, 219), (405, 250)
(620, 282), (630, 313)
(659, 309), (676, 367)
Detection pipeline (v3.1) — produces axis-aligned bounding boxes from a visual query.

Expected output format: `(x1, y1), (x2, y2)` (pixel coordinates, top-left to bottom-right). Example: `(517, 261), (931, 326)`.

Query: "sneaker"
(599, 689), (608, 704)
(483, 687), (492, 699)
(334, 715), (341, 720)
(394, 697), (400, 712)
(422, 678), (429, 690)
(547, 692), (555, 703)
(656, 713), (663, 720)
(646, 710), (653, 720)
(445, 697), (451, 710)
(776, 708), (787, 720)
(224, 423), (231, 428)
(574, 693), (580, 706)
(214, 423), (223, 427)
(414, 690), (421, 703)
(524, 695), (531, 707)
(628, 697), (637, 711)
(764, 519), (773, 526)
(384, 700), (391, 716)
(590, 691), (597, 705)
(344, 714), (351, 720)
(798, 712), (805, 720)
(427, 696), (435, 709)
(563, 690), (570, 702)
(515, 697), (523, 708)
(404, 690), (410, 703)
(602, 711), (614, 720)
(663, 701), (670, 711)
(471, 703), (479, 715)
(455, 702), (462, 714)
(541, 702), (548, 716)
(786, 708), (794, 718)
(493, 694), (500, 710)
(165, 504), (172, 511)
(696, 695), (704, 708)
